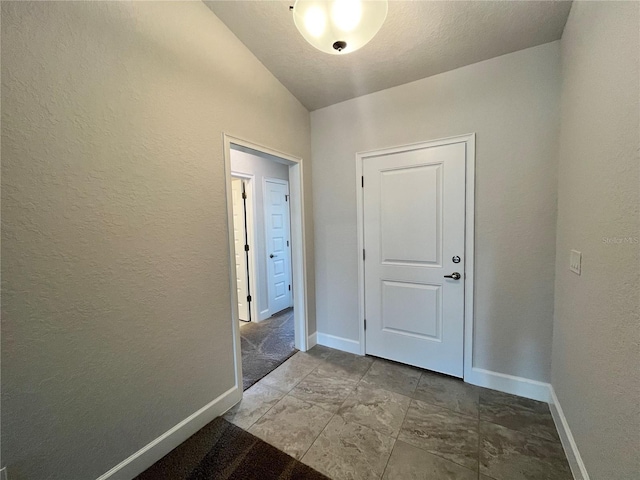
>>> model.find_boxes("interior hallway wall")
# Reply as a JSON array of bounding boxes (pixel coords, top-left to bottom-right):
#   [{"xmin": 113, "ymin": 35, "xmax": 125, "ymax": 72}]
[
  {"xmin": 1, "ymin": 2, "xmax": 313, "ymax": 479},
  {"xmin": 231, "ymin": 147, "xmax": 290, "ymax": 321},
  {"xmin": 311, "ymin": 42, "xmax": 561, "ymax": 382},
  {"xmin": 552, "ymin": 2, "xmax": 640, "ymax": 478}
]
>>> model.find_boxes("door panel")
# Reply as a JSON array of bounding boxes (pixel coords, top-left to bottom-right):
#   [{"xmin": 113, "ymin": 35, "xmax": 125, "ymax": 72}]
[
  {"xmin": 381, "ymin": 281, "xmax": 441, "ymax": 340},
  {"xmin": 364, "ymin": 142, "xmax": 466, "ymax": 377},
  {"xmin": 380, "ymin": 164, "xmax": 441, "ymax": 265},
  {"xmin": 265, "ymin": 180, "xmax": 292, "ymax": 314},
  {"xmin": 231, "ymin": 178, "xmax": 249, "ymax": 321}
]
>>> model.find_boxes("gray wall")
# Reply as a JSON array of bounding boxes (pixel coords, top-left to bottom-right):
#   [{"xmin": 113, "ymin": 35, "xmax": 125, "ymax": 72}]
[
  {"xmin": 231, "ymin": 148, "xmax": 290, "ymax": 321},
  {"xmin": 1, "ymin": 2, "xmax": 312, "ymax": 479},
  {"xmin": 311, "ymin": 42, "xmax": 561, "ymax": 382},
  {"xmin": 552, "ymin": 2, "xmax": 640, "ymax": 479}
]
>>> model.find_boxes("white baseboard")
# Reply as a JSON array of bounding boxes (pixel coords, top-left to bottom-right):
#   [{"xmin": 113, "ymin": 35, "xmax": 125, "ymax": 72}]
[
  {"xmin": 307, "ymin": 332, "xmax": 317, "ymax": 349},
  {"xmin": 96, "ymin": 385, "xmax": 241, "ymax": 480},
  {"xmin": 316, "ymin": 332, "xmax": 361, "ymax": 355},
  {"xmin": 549, "ymin": 386, "xmax": 589, "ymax": 480},
  {"xmin": 464, "ymin": 367, "xmax": 551, "ymax": 402}
]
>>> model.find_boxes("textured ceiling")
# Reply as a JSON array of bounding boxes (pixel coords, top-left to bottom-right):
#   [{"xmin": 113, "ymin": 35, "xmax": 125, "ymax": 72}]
[{"xmin": 205, "ymin": 1, "xmax": 572, "ymax": 111}]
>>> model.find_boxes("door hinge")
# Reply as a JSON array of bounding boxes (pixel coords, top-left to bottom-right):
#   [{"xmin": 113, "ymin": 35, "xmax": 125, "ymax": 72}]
[
  {"xmin": 247, "ymin": 295, "xmax": 252, "ymax": 302},
  {"xmin": 242, "ymin": 192, "xmax": 247, "ymax": 200},
  {"xmin": 244, "ymin": 244, "xmax": 250, "ymax": 252},
  {"xmin": 363, "ymin": 249, "xmax": 366, "ymax": 261},
  {"xmin": 287, "ymin": 240, "xmax": 289, "ymax": 247},
  {"xmin": 285, "ymin": 194, "xmax": 289, "ymax": 202},
  {"xmin": 364, "ymin": 319, "xmax": 367, "ymax": 330},
  {"xmin": 288, "ymin": 284, "xmax": 291, "ymax": 291},
  {"xmin": 361, "ymin": 176, "xmax": 364, "ymax": 188}
]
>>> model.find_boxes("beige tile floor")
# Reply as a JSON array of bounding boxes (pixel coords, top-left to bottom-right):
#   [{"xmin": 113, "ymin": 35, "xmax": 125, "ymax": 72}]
[{"xmin": 224, "ymin": 345, "xmax": 572, "ymax": 480}]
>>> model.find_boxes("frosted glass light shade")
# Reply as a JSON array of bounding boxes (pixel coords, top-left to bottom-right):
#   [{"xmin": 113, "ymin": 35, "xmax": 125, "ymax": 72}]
[{"xmin": 292, "ymin": 0, "xmax": 388, "ymax": 55}]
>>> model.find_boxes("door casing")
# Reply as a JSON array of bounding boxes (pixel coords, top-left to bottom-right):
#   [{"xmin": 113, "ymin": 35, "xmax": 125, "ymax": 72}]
[{"xmin": 356, "ymin": 133, "xmax": 475, "ymax": 381}]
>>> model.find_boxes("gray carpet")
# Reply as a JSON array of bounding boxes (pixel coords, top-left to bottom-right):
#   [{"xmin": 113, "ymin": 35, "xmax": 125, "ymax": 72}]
[
  {"xmin": 240, "ymin": 308, "xmax": 297, "ymax": 390},
  {"xmin": 135, "ymin": 417, "xmax": 329, "ymax": 480}
]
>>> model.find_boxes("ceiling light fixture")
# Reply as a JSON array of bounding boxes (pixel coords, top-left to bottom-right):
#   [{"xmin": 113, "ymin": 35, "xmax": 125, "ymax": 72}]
[{"xmin": 291, "ymin": 0, "xmax": 388, "ymax": 55}]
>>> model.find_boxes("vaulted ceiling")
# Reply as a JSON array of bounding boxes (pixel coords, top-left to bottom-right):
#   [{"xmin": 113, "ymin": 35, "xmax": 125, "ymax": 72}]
[{"xmin": 205, "ymin": 1, "xmax": 572, "ymax": 111}]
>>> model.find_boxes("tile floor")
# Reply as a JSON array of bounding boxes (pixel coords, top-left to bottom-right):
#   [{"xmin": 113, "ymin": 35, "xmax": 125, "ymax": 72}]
[
  {"xmin": 240, "ymin": 308, "xmax": 296, "ymax": 390},
  {"xmin": 224, "ymin": 346, "xmax": 572, "ymax": 480}
]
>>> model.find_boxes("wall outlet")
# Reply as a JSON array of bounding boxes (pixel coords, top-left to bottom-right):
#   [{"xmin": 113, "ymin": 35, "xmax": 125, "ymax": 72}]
[{"xmin": 569, "ymin": 250, "xmax": 581, "ymax": 275}]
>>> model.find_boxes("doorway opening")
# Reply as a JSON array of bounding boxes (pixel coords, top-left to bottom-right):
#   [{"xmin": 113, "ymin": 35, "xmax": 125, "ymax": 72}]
[{"xmin": 224, "ymin": 135, "xmax": 309, "ymax": 392}]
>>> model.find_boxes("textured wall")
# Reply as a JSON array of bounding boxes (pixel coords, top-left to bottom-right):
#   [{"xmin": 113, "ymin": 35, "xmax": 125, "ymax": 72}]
[
  {"xmin": 552, "ymin": 2, "xmax": 640, "ymax": 479},
  {"xmin": 311, "ymin": 42, "xmax": 561, "ymax": 382},
  {"xmin": 1, "ymin": 2, "xmax": 311, "ymax": 479},
  {"xmin": 231, "ymin": 148, "xmax": 290, "ymax": 321}
]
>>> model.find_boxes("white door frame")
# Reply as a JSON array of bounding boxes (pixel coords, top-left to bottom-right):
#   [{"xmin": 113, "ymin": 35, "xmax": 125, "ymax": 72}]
[
  {"xmin": 356, "ymin": 133, "xmax": 476, "ymax": 381},
  {"xmin": 231, "ymin": 173, "xmax": 257, "ymax": 323},
  {"xmin": 263, "ymin": 177, "xmax": 294, "ymax": 313},
  {"xmin": 224, "ymin": 133, "xmax": 310, "ymax": 390}
]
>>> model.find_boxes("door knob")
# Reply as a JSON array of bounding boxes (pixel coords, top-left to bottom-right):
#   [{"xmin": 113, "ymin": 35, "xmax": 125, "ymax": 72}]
[
  {"xmin": 444, "ymin": 272, "xmax": 461, "ymax": 280},
  {"xmin": 270, "ymin": 254, "xmax": 276, "ymax": 258}
]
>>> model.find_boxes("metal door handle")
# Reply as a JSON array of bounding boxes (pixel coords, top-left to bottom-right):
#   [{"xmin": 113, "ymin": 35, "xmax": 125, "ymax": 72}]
[
  {"xmin": 444, "ymin": 272, "xmax": 461, "ymax": 280},
  {"xmin": 270, "ymin": 254, "xmax": 276, "ymax": 258}
]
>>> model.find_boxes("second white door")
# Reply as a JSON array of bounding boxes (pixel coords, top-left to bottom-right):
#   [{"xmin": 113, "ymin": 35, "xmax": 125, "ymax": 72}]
[
  {"xmin": 264, "ymin": 179, "xmax": 292, "ymax": 315},
  {"xmin": 363, "ymin": 141, "xmax": 466, "ymax": 377},
  {"xmin": 231, "ymin": 177, "xmax": 250, "ymax": 321}
]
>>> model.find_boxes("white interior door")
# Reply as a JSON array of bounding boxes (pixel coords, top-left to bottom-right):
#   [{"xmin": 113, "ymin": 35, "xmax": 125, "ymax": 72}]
[
  {"xmin": 265, "ymin": 179, "xmax": 292, "ymax": 315},
  {"xmin": 231, "ymin": 178, "xmax": 250, "ymax": 322},
  {"xmin": 363, "ymin": 142, "xmax": 466, "ymax": 377}
]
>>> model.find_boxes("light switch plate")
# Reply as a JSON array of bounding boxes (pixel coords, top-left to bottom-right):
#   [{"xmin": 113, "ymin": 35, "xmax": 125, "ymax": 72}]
[{"xmin": 570, "ymin": 250, "xmax": 581, "ymax": 275}]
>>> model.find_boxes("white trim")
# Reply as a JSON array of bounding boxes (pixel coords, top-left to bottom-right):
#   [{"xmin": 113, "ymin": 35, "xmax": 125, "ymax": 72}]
[
  {"xmin": 316, "ymin": 333, "xmax": 360, "ymax": 355},
  {"xmin": 96, "ymin": 386, "xmax": 240, "ymax": 480},
  {"xmin": 307, "ymin": 332, "xmax": 317, "ymax": 349},
  {"xmin": 224, "ymin": 134, "xmax": 309, "ymax": 353},
  {"xmin": 464, "ymin": 367, "xmax": 551, "ymax": 402},
  {"xmin": 355, "ymin": 154, "xmax": 366, "ymax": 356},
  {"xmin": 549, "ymin": 386, "xmax": 590, "ymax": 480},
  {"xmin": 286, "ymin": 160, "xmax": 309, "ymax": 352},
  {"xmin": 462, "ymin": 135, "xmax": 475, "ymax": 383},
  {"xmin": 355, "ymin": 133, "xmax": 476, "ymax": 370},
  {"xmin": 231, "ymin": 172, "xmax": 258, "ymax": 324}
]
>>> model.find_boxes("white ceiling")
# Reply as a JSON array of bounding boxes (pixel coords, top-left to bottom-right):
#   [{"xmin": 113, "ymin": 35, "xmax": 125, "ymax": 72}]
[{"xmin": 205, "ymin": 1, "xmax": 572, "ymax": 111}]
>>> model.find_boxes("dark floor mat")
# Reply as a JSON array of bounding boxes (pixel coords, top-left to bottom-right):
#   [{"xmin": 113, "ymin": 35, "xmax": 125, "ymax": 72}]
[
  {"xmin": 240, "ymin": 308, "xmax": 297, "ymax": 390},
  {"xmin": 135, "ymin": 417, "xmax": 329, "ymax": 480}
]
